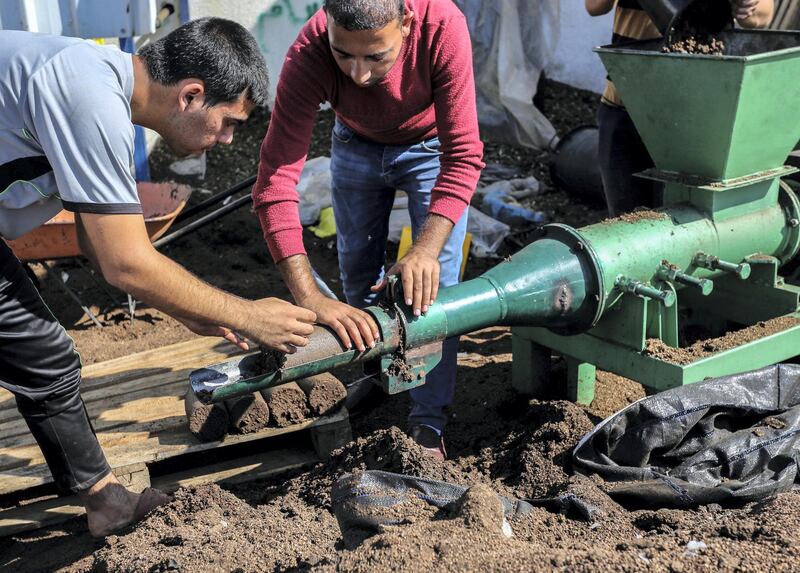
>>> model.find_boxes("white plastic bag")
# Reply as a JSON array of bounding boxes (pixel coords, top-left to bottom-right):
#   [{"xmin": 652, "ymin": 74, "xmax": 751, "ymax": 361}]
[
  {"xmin": 467, "ymin": 206, "xmax": 510, "ymax": 258},
  {"xmin": 169, "ymin": 152, "xmax": 206, "ymax": 178},
  {"xmin": 298, "ymin": 156, "xmax": 332, "ymax": 226}
]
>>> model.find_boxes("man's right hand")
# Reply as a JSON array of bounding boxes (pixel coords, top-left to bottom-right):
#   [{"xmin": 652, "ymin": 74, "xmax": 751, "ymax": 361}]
[
  {"xmin": 237, "ymin": 298, "xmax": 317, "ymax": 354},
  {"xmin": 298, "ymin": 292, "xmax": 379, "ymax": 352}
]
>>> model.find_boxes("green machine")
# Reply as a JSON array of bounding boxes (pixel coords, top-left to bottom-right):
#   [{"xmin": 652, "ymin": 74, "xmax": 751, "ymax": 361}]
[
  {"xmin": 512, "ymin": 29, "xmax": 800, "ymax": 403},
  {"xmin": 191, "ymin": 29, "xmax": 800, "ymax": 406}
]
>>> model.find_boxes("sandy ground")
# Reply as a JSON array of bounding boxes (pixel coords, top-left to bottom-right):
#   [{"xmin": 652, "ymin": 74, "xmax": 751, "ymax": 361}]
[
  {"xmin": 3, "ymin": 329, "xmax": 799, "ymax": 573},
  {"xmin": 3, "ymin": 81, "xmax": 798, "ymax": 572}
]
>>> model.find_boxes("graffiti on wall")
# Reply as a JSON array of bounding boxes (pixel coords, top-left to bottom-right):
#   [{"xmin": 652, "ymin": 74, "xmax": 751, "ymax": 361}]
[{"xmin": 254, "ymin": 0, "xmax": 320, "ymax": 53}]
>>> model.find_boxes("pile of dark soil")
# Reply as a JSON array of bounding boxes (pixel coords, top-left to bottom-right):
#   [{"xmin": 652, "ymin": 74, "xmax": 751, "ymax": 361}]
[
  {"xmin": 90, "ymin": 362, "xmax": 800, "ymax": 573},
  {"xmin": 4, "ymin": 328, "xmax": 800, "ymax": 572}
]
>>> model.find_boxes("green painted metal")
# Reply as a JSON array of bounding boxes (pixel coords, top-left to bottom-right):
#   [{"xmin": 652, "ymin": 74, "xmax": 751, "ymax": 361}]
[
  {"xmin": 657, "ymin": 263, "xmax": 713, "ymax": 296},
  {"xmin": 565, "ymin": 358, "xmax": 597, "ymax": 405},
  {"xmin": 694, "ymin": 252, "xmax": 750, "ymax": 279},
  {"xmin": 192, "ymin": 233, "xmax": 601, "ymax": 403},
  {"xmin": 515, "ymin": 315, "xmax": 800, "ymax": 392},
  {"xmin": 615, "ymin": 275, "xmax": 676, "ymax": 307},
  {"xmin": 580, "ymin": 199, "xmax": 797, "ymax": 312},
  {"xmin": 595, "ymin": 30, "xmax": 800, "ymax": 181},
  {"xmin": 195, "ymin": 179, "xmax": 800, "ymax": 404}
]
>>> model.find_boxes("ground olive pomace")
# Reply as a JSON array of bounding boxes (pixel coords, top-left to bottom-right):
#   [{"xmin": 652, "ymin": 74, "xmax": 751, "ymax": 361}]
[
  {"xmin": 184, "ymin": 388, "xmax": 228, "ymax": 442},
  {"xmin": 663, "ymin": 35, "xmax": 725, "ymax": 55},
  {"xmin": 602, "ymin": 209, "xmax": 670, "ymax": 224},
  {"xmin": 261, "ymin": 382, "xmax": 311, "ymax": 427},
  {"xmin": 644, "ymin": 316, "xmax": 800, "ymax": 365},
  {"xmin": 223, "ymin": 392, "xmax": 270, "ymax": 434},
  {"xmin": 297, "ymin": 374, "xmax": 347, "ymax": 416}
]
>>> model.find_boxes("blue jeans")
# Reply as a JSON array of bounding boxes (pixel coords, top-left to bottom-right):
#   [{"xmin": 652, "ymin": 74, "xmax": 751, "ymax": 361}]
[{"xmin": 330, "ymin": 119, "xmax": 468, "ymax": 432}]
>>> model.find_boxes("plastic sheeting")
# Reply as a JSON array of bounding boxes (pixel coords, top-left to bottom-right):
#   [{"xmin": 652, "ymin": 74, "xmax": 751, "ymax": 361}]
[
  {"xmin": 455, "ymin": 0, "xmax": 559, "ymax": 149},
  {"xmin": 573, "ymin": 364, "xmax": 800, "ymax": 508},
  {"xmin": 332, "ymin": 470, "xmax": 532, "ymax": 535}
]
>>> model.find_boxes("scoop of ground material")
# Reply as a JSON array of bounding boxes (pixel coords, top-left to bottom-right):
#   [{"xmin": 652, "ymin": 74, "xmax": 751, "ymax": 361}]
[
  {"xmin": 223, "ymin": 392, "xmax": 270, "ymax": 434},
  {"xmin": 184, "ymin": 388, "xmax": 228, "ymax": 442},
  {"xmin": 261, "ymin": 382, "xmax": 310, "ymax": 427},
  {"xmin": 297, "ymin": 373, "xmax": 347, "ymax": 416},
  {"xmin": 662, "ymin": 34, "xmax": 725, "ymax": 55},
  {"xmin": 455, "ymin": 483, "xmax": 507, "ymax": 532}
]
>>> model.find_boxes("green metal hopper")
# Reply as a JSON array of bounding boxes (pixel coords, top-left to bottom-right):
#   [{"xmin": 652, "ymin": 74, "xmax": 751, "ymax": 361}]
[{"xmin": 596, "ymin": 30, "xmax": 800, "ymax": 182}]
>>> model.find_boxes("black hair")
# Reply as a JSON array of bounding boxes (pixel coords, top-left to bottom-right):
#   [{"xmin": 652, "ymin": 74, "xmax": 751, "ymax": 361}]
[
  {"xmin": 323, "ymin": 0, "xmax": 405, "ymax": 31},
  {"xmin": 138, "ymin": 17, "xmax": 269, "ymax": 108}
]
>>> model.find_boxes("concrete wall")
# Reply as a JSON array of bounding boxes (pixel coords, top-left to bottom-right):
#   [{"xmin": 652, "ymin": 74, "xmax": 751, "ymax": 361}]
[
  {"xmin": 189, "ymin": 1, "xmax": 614, "ymax": 99},
  {"xmin": 188, "ymin": 0, "xmax": 321, "ymax": 104},
  {"xmin": 547, "ymin": 2, "xmax": 613, "ymax": 94}
]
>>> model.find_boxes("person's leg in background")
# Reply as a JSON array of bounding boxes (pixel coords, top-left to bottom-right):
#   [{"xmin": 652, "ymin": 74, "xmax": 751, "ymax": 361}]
[
  {"xmin": 390, "ymin": 136, "xmax": 468, "ymax": 458},
  {"xmin": 329, "ymin": 119, "xmax": 397, "ymax": 307},
  {"xmin": 596, "ymin": 102, "xmax": 657, "ymax": 217},
  {"xmin": 0, "ymin": 242, "xmax": 167, "ymax": 536}
]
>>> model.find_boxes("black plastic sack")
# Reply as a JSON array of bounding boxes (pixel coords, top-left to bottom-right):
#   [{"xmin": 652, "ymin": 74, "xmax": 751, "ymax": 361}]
[
  {"xmin": 573, "ymin": 364, "xmax": 800, "ymax": 508},
  {"xmin": 331, "ymin": 470, "xmax": 532, "ymax": 535}
]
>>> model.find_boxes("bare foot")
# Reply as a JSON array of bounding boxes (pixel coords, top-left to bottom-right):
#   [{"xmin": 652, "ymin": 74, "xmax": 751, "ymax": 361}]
[{"xmin": 79, "ymin": 472, "xmax": 170, "ymax": 537}]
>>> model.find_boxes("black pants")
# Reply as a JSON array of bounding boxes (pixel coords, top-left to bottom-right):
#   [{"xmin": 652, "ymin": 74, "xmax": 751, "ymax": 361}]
[
  {"xmin": 0, "ymin": 242, "xmax": 110, "ymax": 493},
  {"xmin": 597, "ymin": 102, "xmax": 658, "ymax": 217}
]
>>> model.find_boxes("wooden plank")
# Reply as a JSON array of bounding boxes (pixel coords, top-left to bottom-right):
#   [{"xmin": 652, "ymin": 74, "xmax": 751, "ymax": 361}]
[
  {"xmin": 0, "ymin": 337, "xmax": 246, "ymax": 457},
  {"xmin": 0, "ymin": 337, "xmax": 243, "ymax": 421},
  {"xmin": 0, "ymin": 448, "xmax": 317, "ymax": 538},
  {"xmin": 0, "ymin": 408, "xmax": 349, "ymax": 494},
  {"xmin": 151, "ymin": 448, "xmax": 316, "ymax": 491},
  {"xmin": 0, "ymin": 334, "xmax": 350, "ymax": 498}
]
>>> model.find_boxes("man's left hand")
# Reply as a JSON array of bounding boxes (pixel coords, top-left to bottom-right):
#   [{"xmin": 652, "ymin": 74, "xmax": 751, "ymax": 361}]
[{"xmin": 372, "ymin": 247, "xmax": 440, "ymax": 317}]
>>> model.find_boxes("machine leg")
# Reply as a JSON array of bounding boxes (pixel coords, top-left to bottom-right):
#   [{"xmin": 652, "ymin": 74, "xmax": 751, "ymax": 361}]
[
  {"xmin": 310, "ymin": 417, "xmax": 353, "ymax": 459},
  {"xmin": 511, "ymin": 333, "xmax": 551, "ymax": 397},
  {"xmin": 565, "ymin": 357, "xmax": 596, "ymax": 405}
]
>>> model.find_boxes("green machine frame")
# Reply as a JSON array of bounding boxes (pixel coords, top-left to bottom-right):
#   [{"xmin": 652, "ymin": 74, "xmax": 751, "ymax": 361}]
[{"xmin": 513, "ymin": 30, "xmax": 800, "ymax": 403}]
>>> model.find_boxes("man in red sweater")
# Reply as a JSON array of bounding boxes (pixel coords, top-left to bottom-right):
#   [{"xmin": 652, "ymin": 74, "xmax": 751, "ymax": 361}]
[{"xmin": 253, "ymin": 0, "xmax": 484, "ymax": 458}]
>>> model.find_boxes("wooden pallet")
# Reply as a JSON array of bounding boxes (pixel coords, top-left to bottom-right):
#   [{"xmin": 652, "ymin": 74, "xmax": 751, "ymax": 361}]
[{"xmin": 0, "ymin": 337, "xmax": 352, "ymax": 537}]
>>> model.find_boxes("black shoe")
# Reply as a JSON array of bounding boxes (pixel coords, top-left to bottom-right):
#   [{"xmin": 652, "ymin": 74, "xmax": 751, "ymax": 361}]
[{"xmin": 408, "ymin": 424, "xmax": 447, "ymax": 460}]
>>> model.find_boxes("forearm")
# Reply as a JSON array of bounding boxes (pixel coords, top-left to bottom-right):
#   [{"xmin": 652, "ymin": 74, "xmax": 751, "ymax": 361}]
[
  {"xmin": 413, "ymin": 214, "xmax": 455, "ymax": 257},
  {"xmin": 586, "ymin": 0, "xmax": 616, "ymax": 16},
  {"xmin": 736, "ymin": 0, "xmax": 774, "ymax": 28},
  {"xmin": 107, "ymin": 247, "xmax": 249, "ymax": 330},
  {"xmin": 277, "ymin": 254, "xmax": 322, "ymax": 304}
]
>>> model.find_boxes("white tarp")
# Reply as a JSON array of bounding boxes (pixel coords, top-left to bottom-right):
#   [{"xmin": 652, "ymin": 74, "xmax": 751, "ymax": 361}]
[{"xmin": 456, "ymin": 0, "xmax": 560, "ymax": 149}]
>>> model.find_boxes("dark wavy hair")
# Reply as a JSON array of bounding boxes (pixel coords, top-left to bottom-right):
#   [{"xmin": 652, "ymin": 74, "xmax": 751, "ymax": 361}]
[
  {"xmin": 324, "ymin": 0, "xmax": 405, "ymax": 31},
  {"xmin": 138, "ymin": 17, "xmax": 269, "ymax": 108}
]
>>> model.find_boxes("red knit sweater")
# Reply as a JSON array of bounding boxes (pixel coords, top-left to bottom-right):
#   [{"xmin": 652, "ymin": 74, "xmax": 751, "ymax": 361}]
[{"xmin": 253, "ymin": 0, "xmax": 484, "ymax": 262}]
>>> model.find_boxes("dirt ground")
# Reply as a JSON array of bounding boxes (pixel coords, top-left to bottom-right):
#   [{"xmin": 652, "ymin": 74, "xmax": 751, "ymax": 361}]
[{"xmin": 3, "ymin": 80, "xmax": 799, "ymax": 572}]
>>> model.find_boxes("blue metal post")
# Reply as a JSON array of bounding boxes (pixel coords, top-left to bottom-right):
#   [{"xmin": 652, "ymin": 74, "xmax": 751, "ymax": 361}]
[
  {"xmin": 179, "ymin": 0, "xmax": 191, "ymax": 24},
  {"xmin": 118, "ymin": 36, "xmax": 150, "ymax": 182}
]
